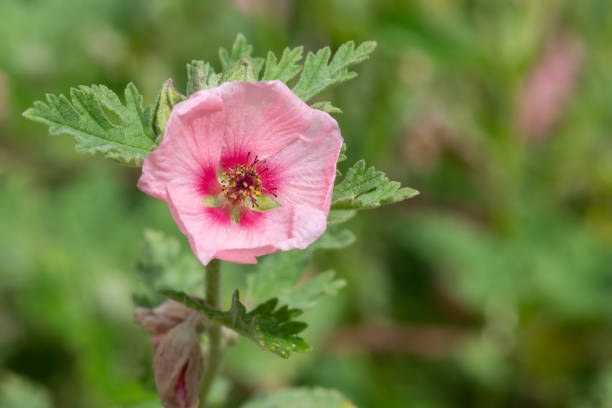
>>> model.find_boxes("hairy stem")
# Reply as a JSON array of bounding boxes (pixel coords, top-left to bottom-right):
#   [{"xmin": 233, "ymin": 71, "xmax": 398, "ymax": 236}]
[{"xmin": 199, "ymin": 259, "xmax": 223, "ymax": 407}]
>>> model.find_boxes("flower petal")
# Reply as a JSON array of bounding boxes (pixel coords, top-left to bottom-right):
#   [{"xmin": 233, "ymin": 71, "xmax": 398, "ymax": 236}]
[
  {"xmin": 216, "ymin": 81, "xmax": 316, "ymax": 159},
  {"xmin": 138, "ymin": 92, "xmax": 225, "ymax": 200},
  {"xmin": 271, "ymin": 110, "xmax": 343, "ymax": 211}
]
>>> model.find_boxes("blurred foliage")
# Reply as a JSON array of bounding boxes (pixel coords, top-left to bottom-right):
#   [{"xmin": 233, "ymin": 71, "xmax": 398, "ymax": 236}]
[{"xmin": 2, "ymin": 0, "xmax": 612, "ymax": 407}]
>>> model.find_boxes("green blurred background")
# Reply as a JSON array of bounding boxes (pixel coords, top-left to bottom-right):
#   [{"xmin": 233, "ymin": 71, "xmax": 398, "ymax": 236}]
[{"xmin": 2, "ymin": 0, "xmax": 612, "ymax": 407}]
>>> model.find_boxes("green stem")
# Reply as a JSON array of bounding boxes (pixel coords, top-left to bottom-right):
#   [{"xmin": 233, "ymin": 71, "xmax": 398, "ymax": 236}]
[{"xmin": 199, "ymin": 259, "xmax": 223, "ymax": 408}]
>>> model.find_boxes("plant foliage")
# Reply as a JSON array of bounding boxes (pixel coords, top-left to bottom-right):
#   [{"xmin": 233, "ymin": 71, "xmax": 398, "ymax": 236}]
[
  {"xmin": 331, "ymin": 160, "xmax": 419, "ymax": 211},
  {"xmin": 23, "ymin": 83, "xmax": 157, "ymax": 165},
  {"xmin": 160, "ymin": 289, "xmax": 310, "ymax": 359}
]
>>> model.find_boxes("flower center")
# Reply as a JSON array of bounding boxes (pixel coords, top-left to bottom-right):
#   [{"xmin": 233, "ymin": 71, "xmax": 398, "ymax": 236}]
[{"xmin": 220, "ymin": 155, "xmax": 263, "ymax": 207}]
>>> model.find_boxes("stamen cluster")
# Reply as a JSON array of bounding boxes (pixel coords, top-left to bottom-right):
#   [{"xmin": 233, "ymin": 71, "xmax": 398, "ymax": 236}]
[{"xmin": 220, "ymin": 154, "xmax": 264, "ymax": 206}]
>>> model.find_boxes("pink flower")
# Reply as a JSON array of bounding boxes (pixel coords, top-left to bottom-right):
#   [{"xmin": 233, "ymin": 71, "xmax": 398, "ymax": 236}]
[
  {"xmin": 138, "ymin": 80, "xmax": 342, "ymax": 265},
  {"xmin": 516, "ymin": 35, "xmax": 583, "ymax": 141}
]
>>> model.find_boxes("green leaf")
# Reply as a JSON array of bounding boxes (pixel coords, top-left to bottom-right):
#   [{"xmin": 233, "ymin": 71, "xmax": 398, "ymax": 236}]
[
  {"xmin": 186, "ymin": 61, "xmax": 220, "ymax": 95},
  {"xmin": 219, "ymin": 33, "xmax": 264, "ymax": 77},
  {"xmin": 337, "ymin": 143, "xmax": 347, "ymax": 164},
  {"xmin": 219, "ymin": 33, "xmax": 253, "ymax": 71},
  {"xmin": 293, "ymin": 40, "xmax": 377, "ymax": 102},
  {"xmin": 312, "ymin": 228, "xmax": 356, "ymax": 250},
  {"xmin": 311, "ymin": 101, "xmax": 342, "ymax": 114},
  {"xmin": 152, "ymin": 79, "xmax": 186, "ymax": 141},
  {"xmin": 278, "ymin": 270, "xmax": 346, "ymax": 310},
  {"xmin": 262, "ymin": 46, "xmax": 304, "ymax": 83},
  {"xmin": 161, "ymin": 290, "xmax": 311, "ymax": 358},
  {"xmin": 335, "ymin": 142, "xmax": 348, "ymax": 176},
  {"xmin": 23, "ymin": 83, "xmax": 156, "ymax": 165},
  {"xmin": 222, "ymin": 58, "xmax": 257, "ymax": 83},
  {"xmin": 331, "ymin": 160, "xmax": 419, "ymax": 211},
  {"xmin": 242, "ymin": 387, "xmax": 355, "ymax": 408},
  {"xmin": 247, "ymin": 249, "xmax": 312, "ymax": 306},
  {"xmin": 247, "ymin": 229, "xmax": 351, "ymax": 308},
  {"xmin": 327, "ymin": 209, "xmax": 357, "ymax": 225},
  {"xmin": 133, "ymin": 229, "xmax": 202, "ymax": 307}
]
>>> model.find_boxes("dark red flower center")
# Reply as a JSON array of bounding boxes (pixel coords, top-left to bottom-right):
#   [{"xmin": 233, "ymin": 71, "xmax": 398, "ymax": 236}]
[{"xmin": 220, "ymin": 153, "xmax": 265, "ymax": 207}]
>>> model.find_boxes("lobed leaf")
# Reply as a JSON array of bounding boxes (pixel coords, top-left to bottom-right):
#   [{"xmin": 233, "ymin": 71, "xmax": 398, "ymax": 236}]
[
  {"xmin": 151, "ymin": 79, "xmax": 186, "ymax": 141},
  {"xmin": 133, "ymin": 229, "xmax": 202, "ymax": 308},
  {"xmin": 219, "ymin": 33, "xmax": 264, "ymax": 77},
  {"xmin": 161, "ymin": 290, "xmax": 310, "ymax": 358},
  {"xmin": 246, "ymin": 229, "xmax": 351, "ymax": 309},
  {"xmin": 331, "ymin": 160, "xmax": 419, "ymax": 211},
  {"xmin": 186, "ymin": 60, "xmax": 220, "ymax": 95},
  {"xmin": 293, "ymin": 40, "xmax": 377, "ymax": 102},
  {"xmin": 337, "ymin": 143, "xmax": 348, "ymax": 164},
  {"xmin": 262, "ymin": 46, "xmax": 304, "ymax": 83},
  {"xmin": 222, "ymin": 58, "xmax": 257, "ymax": 83},
  {"xmin": 327, "ymin": 209, "xmax": 357, "ymax": 225},
  {"xmin": 278, "ymin": 270, "xmax": 346, "ymax": 310},
  {"xmin": 23, "ymin": 83, "xmax": 156, "ymax": 165}
]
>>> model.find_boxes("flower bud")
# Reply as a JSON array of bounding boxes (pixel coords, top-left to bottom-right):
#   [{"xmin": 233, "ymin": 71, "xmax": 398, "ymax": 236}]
[
  {"xmin": 134, "ymin": 300, "xmax": 204, "ymax": 346},
  {"xmin": 153, "ymin": 316, "xmax": 204, "ymax": 408}
]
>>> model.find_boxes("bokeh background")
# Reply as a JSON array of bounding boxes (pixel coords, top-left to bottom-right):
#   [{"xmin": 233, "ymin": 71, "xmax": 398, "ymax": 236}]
[{"xmin": 2, "ymin": 0, "xmax": 612, "ymax": 407}]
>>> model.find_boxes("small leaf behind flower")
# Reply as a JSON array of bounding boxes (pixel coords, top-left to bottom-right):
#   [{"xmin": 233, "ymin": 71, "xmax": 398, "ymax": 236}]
[
  {"xmin": 133, "ymin": 230, "xmax": 202, "ymax": 308},
  {"xmin": 311, "ymin": 101, "xmax": 342, "ymax": 114},
  {"xmin": 186, "ymin": 61, "xmax": 220, "ymax": 95},
  {"xmin": 152, "ymin": 79, "xmax": 186, "ymax": 141},
  {"xmin": 219, "ymin": 33, "xmax": 264, "ymax": 77},
  {"xmin": 327, "ymin": 209, "xmax": 357, "ymax": 225},
  {"xmin": 161, "ymin": 290, "xmax": 310, "ymax": 359}
]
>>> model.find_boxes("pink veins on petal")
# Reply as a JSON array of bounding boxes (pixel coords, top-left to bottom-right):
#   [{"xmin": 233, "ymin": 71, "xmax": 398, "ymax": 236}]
[{"xmin": 138, "ymin": 80, "xmax": 343, "ymax": 265}]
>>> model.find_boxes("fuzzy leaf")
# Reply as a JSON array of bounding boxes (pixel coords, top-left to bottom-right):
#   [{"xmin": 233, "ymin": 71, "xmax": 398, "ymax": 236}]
[
  {"xmin": 331, "ymin": 160, "xmax": 419, "ymax": 211},
  {"xmin": 246, "ymin": 229, "xmax": 351, "ymax": 308},
  {"xmin": 337, "ymin": 143, "xmax": 347, "ymax": 164},
  {"xmin": 335, "ymin": 142, "xmax": 348, "ymax": 176},
  {"xmin": 186, "ymin": 61, "xmax": 220, "ymax": 95},
  {"xmin": 293, "ymin": 41, "xmax": 377, "ymax": 102},
  {"xmin": 247, "ymin": 250, "xmax": 312, "ymax": 306},
  {"xmin": 219, "ymin": 33, "xmax": 253, "ymax": 71},
  {"xmin": 23, "ymin": 83, "xmax": 156, "ymax": 165},
  {"xmin": 262, "ymin": 46, "xmax": 304, "ymax": 82},
  {"xmin": 219, "ymin": 33, "xmax": 264, "ymax": 77},
  {"xmin": 278, "ymin": 270, "xmax": 346, "ymax": 310},
  {"xmin": 161, "ymin": 290, "xmax": 310, "ymax": 358},
  {"xmin": 222, "ymin": 58, "xmax": 257, "ymax": 83},
  {"xmin": 313, "ymin": 228, "xmax": 356, "ymax": 250},
  {"xmin": 242, "ymin": 387, "xmax": 354, "ymax": 408},
  {"xmin": 133, "ymin": 230, "xmax": 202, "ymax": 308},
  {"xmin": 327, "ymin": 209, "xmax": 357, "ymax": 225},
  {"xmin": 152, "ymin": 79, "xmax": 186, "ymax": 141}
]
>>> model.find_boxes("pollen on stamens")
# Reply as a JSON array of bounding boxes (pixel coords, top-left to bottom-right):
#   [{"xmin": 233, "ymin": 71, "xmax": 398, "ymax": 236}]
[{"xmin": 219, "ymin": 156, "xmax": 270, "ymax": 207}]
